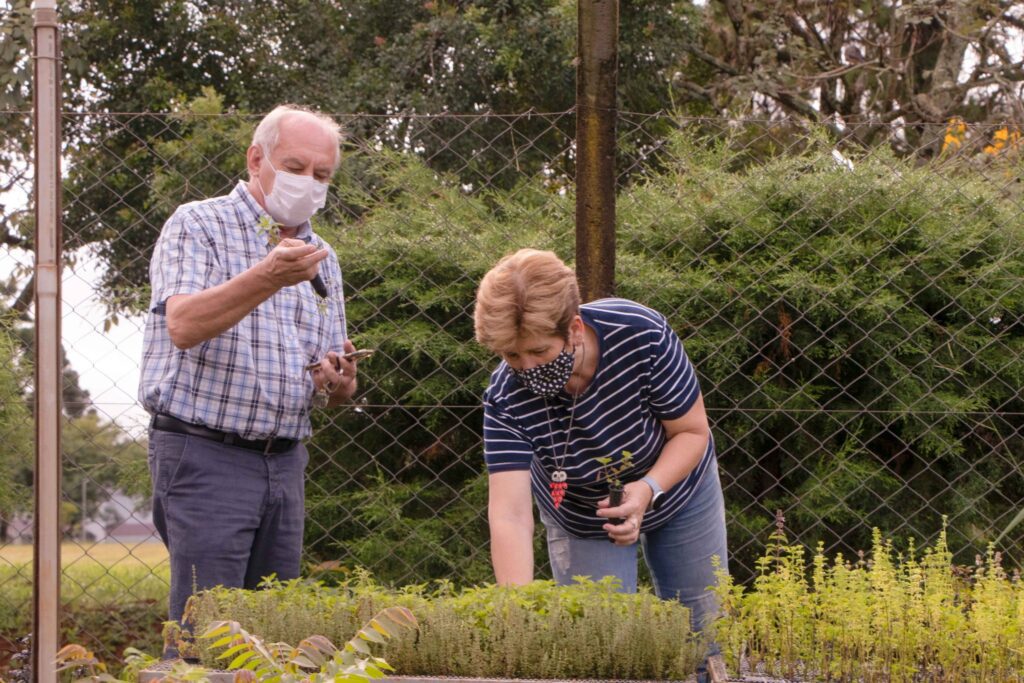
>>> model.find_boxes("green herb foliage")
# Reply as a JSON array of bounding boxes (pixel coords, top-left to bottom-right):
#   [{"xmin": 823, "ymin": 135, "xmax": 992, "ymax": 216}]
[
  {"xmin": 714, "ymin": 521, "xmax": 1024, "ymax": 681},
  {"xmin": 187, "ymin": 574, "xmax": 701, "ymax": 681}
]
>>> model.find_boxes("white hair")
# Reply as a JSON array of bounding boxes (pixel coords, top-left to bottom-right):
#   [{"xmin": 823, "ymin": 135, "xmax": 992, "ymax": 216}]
[{"xmin": 251, "ymin": 105, "xmax": 343, "ymax": 168}]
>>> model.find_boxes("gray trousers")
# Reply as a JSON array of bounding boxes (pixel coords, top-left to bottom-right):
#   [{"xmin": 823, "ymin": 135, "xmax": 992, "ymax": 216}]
[{"xmin": 148, "ymin": 429, "xmax": 308, "ymax": 624}]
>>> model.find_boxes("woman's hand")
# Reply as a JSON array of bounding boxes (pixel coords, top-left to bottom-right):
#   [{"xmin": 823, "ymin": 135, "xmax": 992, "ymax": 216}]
[{"xmin": 597, "ymin": 480, "xmax": 654, "ymax": 546}]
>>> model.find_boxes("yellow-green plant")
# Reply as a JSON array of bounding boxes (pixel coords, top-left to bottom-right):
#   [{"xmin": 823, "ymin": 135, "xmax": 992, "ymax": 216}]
[
  {"xmin": 53, "ymin": 607, "xmax": 416, "ymax": 683},
  {"xmin": 713, "ymin": 521, "xmax": 1024, "ymax": 682},
  {"xmin": 201, "ymin": 605, "xmax": 416, "ymax": 682},
  {"xmin": 594, "ymin": 450, "xmax": 634, "ymax": 489}
]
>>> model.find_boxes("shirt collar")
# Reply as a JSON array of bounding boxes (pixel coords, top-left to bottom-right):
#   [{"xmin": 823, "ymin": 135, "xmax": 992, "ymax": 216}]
[{"xmin": 232, "ymin": 181, "xmax": 313, "ymax": 246}]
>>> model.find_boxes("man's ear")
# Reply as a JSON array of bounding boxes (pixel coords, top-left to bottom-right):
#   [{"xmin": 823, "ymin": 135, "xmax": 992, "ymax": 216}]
[{"xmin": 246, "ymin": 144, "xmax": 262, "ymax": 179}]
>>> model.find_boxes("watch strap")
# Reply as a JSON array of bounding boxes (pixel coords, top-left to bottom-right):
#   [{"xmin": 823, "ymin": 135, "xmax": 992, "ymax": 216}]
[{"xmin": 641, "ymin": 475, "xmax": 664, "ymax": 510}]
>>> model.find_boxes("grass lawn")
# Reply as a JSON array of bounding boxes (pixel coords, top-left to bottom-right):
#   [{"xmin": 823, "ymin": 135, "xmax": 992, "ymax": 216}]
[
  {"xmin": 0, "ymin": 542, "xmax": 170, "ymax": 629},
  {"xmin": 0, "ymin": 541, "xmax": 168, "ymax": 568},
  {"xmin": 0, "ymin": 541, "xmax": 170, "ymax": 673}
]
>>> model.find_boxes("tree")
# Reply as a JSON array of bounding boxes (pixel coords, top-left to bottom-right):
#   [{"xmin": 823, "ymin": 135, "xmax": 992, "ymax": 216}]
[
  {"xmin": 676, "ymin": 0, "xmax": 1024, "ymax": 154},
  {"xmin": 62, "ymin": 411, "xmax": 149, "ymax": 540},
  {"xmin": 2, "ymin": 0, "xmax": 698, "ymax": 311},
  {"xmin": 0, "ymin": 313, "xmax": 32, "ymax": 541}
]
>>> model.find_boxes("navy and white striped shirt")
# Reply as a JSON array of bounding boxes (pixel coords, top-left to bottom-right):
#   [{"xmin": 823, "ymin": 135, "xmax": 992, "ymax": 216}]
[
  {"xmin": 139, "ymin": 182, "xmax": 348, "ymax": 440},
  {"xmin": 483, "ymin": 299, "xmax": 716, "ymax": 538}
]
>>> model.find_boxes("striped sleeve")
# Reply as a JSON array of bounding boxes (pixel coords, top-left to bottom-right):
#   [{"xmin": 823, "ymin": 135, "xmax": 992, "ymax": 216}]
[
  {"xmin": 150, "ymin": 209, "xmax": 222, "ymax": 309},
  {"xmin": 483, "ymin": 390, "xmax": 535, "ymax": 472},
  {"xmin": 648, "ymin": 317, "xmax": 702, "ymax": 420}
]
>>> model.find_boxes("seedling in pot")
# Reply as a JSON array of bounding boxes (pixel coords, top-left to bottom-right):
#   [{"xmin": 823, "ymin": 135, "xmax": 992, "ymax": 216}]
[{"xmin": 594, "ymin": 450, "xmax": 633, "ymax": 525}]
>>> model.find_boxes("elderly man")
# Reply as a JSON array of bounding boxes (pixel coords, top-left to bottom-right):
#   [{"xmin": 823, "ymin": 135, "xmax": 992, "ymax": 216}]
[{"xmin": 140, "ymin": 104, "xmax": 358, "ymax": 627}]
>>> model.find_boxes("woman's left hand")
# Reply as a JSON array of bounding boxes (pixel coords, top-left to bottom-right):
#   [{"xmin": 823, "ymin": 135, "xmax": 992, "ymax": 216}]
[{"xmin": 597, "ymin": 480, "xmax": 654, "ymax": 546}]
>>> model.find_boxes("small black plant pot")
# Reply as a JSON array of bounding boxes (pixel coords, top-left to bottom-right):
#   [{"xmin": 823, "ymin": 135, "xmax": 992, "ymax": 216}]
[{"xmin": 608, "ymin": 484, "xmax": 626, "ymax": 526}]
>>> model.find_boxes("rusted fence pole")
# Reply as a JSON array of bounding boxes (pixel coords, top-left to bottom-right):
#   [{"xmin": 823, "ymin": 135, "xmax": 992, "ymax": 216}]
[
  {"xmin": 575, "ymin": 0, "xmax": 618, "ymax": 301},
  {"xmin": 33, "ymin": 1, "xmax": 63, "ymax": 681}
]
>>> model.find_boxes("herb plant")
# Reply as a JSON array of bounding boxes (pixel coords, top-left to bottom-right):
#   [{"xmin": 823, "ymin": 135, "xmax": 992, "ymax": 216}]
[
  {"xmin": 713, "ymin": 518, "xmax": 1024, "ymax": 681},
  {"xmin": 595, "ymin": 450, "xmax": 634, "ymax": 523},
  {"xmin": 187, "ymin": 573, "xmax": 701, "ymax": 681},
  {"xmin": 594, "ymin": 449, "xmax": 635, "ymax": 490}
]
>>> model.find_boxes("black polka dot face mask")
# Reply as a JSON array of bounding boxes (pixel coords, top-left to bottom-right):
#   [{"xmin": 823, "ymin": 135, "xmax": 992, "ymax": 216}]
[{"xmin": 512, "ymin": 346, "xmax": 575, "ymax": 397}]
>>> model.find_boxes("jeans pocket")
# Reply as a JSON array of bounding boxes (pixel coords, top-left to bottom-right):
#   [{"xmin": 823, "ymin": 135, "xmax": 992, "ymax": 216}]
[{"xmin": 152, "ymin": 431, "xmax": 190, "ymax": 495}]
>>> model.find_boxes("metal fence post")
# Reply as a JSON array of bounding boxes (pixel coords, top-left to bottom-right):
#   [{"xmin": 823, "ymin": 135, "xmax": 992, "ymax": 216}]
[
  {"xmin": 32, "ymin": 1, "xmax": 62, "ymax": 681},
  {"xmin": 575, "ymin": 0, "xmax": 618, "ymax": 301}
]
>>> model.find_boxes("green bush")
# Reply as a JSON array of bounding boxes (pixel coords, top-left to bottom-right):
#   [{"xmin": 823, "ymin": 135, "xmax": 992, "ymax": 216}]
[
  {"xmin": 307, "ymin": 129, "xmax": 1023, "ymax": 585},
  {"xmin": 714, "ymin": 522, "xmax": 1024, "ymax": 681},
  {"xmin": 187, "ymin": 575, "xmax": 701, "ymax": 680},
  {"xmin": 619, "ymin": 132, "xmax": 1023, "ymax": 572}
]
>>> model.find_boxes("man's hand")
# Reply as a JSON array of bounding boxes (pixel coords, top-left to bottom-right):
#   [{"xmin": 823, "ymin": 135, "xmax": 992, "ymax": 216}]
[
  {"xmin": 309, "ymin": 339, "xmax": 359, "ymax": 405},
  {"xmin": 261, "ymin": 238, "xmax": 329, "ymax": 289}
]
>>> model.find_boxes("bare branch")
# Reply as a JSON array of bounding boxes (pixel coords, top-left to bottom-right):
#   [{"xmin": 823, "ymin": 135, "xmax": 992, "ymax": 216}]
[
  {"xmin": 682, "ymin": 42, "xmax": 739, "ymax": 77},
  {"xmin": 671, "ymin": 77, "xmax": 714, "ymax": 104}
]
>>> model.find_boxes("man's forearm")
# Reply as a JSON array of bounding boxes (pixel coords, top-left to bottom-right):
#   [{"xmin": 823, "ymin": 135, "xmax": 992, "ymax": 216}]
[{"xmin": 166, "ymin": 263, "xmax": 278, "ymax": 349}]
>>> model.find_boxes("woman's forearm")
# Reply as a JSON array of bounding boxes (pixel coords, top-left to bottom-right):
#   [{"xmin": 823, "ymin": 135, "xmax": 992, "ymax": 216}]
[
  {"xmin": 646, "ymin": 429, "xmax": 709, "ymax": 491},
  {"xmin": 489, "ymin": 517, "xmax": 535, "ymax": 585}
]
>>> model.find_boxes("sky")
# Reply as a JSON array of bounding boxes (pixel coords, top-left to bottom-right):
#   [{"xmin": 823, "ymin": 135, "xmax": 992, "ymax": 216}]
[
  {"xmin": 61, "ymin": 248, "xmax": 149, "ymax": 437},
  {"xmin": 2, "ymin": 244, "xmax": 149, "ymax": 439}
]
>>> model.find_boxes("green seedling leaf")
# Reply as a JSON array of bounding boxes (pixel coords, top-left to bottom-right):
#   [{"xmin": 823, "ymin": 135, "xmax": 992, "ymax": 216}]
[
  {"xmin": 201, "ymin": 622, "xmax": 233, "ymax": 639},
  {"xmin": 346, "ymin": 638, "xmax": 371, "ymax": 655},
  {"xmin": 228, "ymin": 650, "xmax": 258, "ymax": 669},
  {"xmin": 216, "ymin": 642, "xmax": 251, "ymax": 660},
  {"xmin": 291, "ymin": 654, "xmax": 318, "ymax": 669},
  {"xmin": 358, "ymin": 627, "xmax": 387, "ymax": 644},
  {"xmin": 210, "ymin": 634, "xmax": 239, "ymax": 649}
]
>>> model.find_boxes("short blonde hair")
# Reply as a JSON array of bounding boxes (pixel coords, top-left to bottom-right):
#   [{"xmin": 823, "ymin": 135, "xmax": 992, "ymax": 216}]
[
  {"xmin": 252, "ymin": 104, "xmax": 344, "ymax": 169},
  {"xmin": 474, "ymin": 249, "xmax": 581, "ymax": 353}
]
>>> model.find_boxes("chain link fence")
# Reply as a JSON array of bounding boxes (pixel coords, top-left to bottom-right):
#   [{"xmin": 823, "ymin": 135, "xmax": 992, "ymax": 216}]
[{"xmin": 0, "ymin": 107, "xmax": 1022, "ymax": 668}]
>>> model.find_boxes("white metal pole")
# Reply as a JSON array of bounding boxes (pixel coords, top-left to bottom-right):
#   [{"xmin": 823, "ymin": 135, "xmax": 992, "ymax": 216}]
[{"xmin": 32, "ymin": 1, "xmax": 62, "ymax": 681}]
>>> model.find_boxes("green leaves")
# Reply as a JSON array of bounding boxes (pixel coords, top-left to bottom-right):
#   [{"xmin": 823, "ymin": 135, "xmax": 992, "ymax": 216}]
[
  {"xmin": 713, "ymin": 525, "xmax": 1024, "ymax": 680},
  {"xmin": 200, "ymin": 607, "xmax": 417, "ymax": 683},
  {"xmin": 188, "ymin": 576, "xmax": 700, "ymax": 680}
]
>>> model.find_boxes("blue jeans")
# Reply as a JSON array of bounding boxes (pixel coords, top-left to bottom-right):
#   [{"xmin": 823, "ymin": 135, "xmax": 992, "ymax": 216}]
[
  {"xmin": 540, "ymin": 458, "xmax": 728, "ymax": 637},
  {"xmin": 149, "ymin": 429, "xmax": 308, "ymax": 625}
]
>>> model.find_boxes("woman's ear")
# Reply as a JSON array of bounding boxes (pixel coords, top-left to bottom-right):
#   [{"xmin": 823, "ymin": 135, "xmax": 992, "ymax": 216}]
[{"xmin": 571, "ymin": 315, "xmax": 585, "ymax": 347}]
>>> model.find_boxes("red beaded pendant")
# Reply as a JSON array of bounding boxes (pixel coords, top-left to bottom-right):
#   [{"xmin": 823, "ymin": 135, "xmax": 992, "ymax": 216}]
[{"xmin": 550, "ymin": 469, "xmax": 568, "ymax": 508}]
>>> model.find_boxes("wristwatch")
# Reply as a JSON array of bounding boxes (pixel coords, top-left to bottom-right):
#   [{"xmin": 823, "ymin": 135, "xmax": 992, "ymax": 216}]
[{"xmin": 641, "ymin": 475, "xmax": 665, "ymax": 511}]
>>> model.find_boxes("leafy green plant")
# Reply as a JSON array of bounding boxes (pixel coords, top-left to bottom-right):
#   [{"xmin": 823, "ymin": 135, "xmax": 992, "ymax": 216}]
[
  {"xmin": 713, "ymin": 518, "xmax": 1024, "ymax": 681},
  {"xmin": 594, "ymin": 450, "xmax": 634, "ymax": 524},
  {"xmin": 200, "ymin": 605, "xmax": 416, "ymax": 683},
  {"xmin": 52, "ymin": 607, "xmax": 416, "ymax": 683},
  {"xmin": 55, "ymin": 643, "xmax": 165, "ymax": 682},
  {"xmin": 594, "ymin": 450, "xmax": 635, "ymax": 490},
  {"xmin": 187, "ymin": 574, "xmax": 701, "ymax": 681}
]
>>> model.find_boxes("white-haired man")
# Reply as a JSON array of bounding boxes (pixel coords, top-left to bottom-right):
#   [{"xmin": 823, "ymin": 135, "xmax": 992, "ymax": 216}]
[{"xmin": 140, "ymin": 105, "xmax": 358, "ymax": 633}]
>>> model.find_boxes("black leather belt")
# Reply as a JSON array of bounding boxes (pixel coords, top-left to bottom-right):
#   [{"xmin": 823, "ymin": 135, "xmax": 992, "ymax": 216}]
[{"xmin": 151, "ymin": 414, "xmax": 298, "ymax": 454}]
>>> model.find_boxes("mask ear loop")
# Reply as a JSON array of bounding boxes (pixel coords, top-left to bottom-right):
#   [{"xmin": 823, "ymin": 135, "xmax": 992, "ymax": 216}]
[{"xmin": 255, "ymin": 145, "xmax": 276, "ymax": 202}]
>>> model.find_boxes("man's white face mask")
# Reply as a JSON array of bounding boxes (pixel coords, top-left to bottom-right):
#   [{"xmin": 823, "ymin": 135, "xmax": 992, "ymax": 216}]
[{"xmin": 258, "ymin": 148, "xmax": 329, "ymax": 227}]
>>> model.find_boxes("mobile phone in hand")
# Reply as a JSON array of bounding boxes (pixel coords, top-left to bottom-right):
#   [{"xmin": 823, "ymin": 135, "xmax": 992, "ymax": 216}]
[
  {"xmin": 306, "ymin": 349, "xmax": 375, "ymax": 372},
  {"xmin": 341, "ymin": 349, "xmax": 375, "ymax": 362}
]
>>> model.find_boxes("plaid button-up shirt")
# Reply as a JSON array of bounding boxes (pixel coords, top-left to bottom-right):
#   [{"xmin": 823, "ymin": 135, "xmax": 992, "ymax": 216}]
[{"xmin": 139, "ymin": 181, "xmax": 348, "ymax": 440}]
